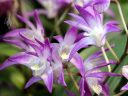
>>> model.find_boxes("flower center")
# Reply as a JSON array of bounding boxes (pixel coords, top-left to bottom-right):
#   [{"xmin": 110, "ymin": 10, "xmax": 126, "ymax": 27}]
[{"xmin": 59, "ymin": 45, "xmax": 71, "ymax": 61}]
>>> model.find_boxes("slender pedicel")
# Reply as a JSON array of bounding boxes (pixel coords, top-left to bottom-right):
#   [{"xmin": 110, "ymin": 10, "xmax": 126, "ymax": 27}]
[{"xmin": 101, "ymin": 46, "xmax": 111, "ymax": 72}]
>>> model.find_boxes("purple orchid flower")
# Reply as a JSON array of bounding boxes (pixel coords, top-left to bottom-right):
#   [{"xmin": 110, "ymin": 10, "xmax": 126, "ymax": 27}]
[
  {"xmin": 53, "ymin": 27, "xmax": 85, "ymax": 75},
  {"xmin": 67, "ymin": 0, "xmax": 110, "ymax": 13},
  {"xmin": 83, "ymin": 0, "xmax": 111, "ymax": 13},
  {"xmin": 65, "ymin": 5, "xmax": 120, "ymax": 48},
  {"xmin": 0, "ymin": 39, "xmax": 54, "ymax": 93},
  {"xmin": 3, "ymin": 10, "xmax": 45, "ymax": 50},
  {"xmin": 54, "ymin": 27, "xmax": 78, "ymax": 61},
  {"xmin": 121, "ymin": 65, "xmax": 128, "ymax": 90},
  {"xmin": 79, "ymin": 50, "xmax": 121, "ymax": 96}
]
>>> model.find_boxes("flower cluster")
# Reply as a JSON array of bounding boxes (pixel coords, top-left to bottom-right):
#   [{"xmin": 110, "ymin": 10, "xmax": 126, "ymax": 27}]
[{"xmin": 1, "ymin": 0, "xmax": 128, "ymax": 96}]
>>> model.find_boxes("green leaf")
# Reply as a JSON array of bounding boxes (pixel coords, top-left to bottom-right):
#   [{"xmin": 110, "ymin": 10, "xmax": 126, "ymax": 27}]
[
  {"xmin": 0, "ymin": 67, "xmax": 25, "ymax": 89},
  {"xmin": 0, "ymin": 43, "xmax": 20, "ymax": 56},
  {"xmin": 107, "ymin": 55, "xmax": 128, "ymax": 95}
]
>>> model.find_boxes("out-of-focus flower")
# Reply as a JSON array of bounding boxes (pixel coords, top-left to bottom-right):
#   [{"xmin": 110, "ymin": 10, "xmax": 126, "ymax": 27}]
[
  {"xmin": 68, "ymin": 0, "xmax": 110, "ymax": 13},
  {"xmin": 84, "ymin": 0, "xmax": 111, "ymax": 13},
  {"xmin": 121, "ymin": 65, "xmax": 128, "ymax": 90},
  {"xmin": 79, "ymin": 51, "xmax": 121, "ymax": 96},
  {"xmin": 65, "ymin": 5, "xmax": 120, "ymax": 48},
  {"xmin": 37, "ymin": 0, "xmax": 68, "ymax": 18},
  {"xmin": 0, "ymin": 0, "xmax": 20, "ymax": 28},
  {"xmin": 0, "ymin": 39, "xmax": 54, "ymax": 92},
  {"xmin": 3, "ymin": 10, "xmax": 45, "ymax": 50},
  {"xmin": 0, "ymin": 0, "xmax": 13, "ymax": 16}
]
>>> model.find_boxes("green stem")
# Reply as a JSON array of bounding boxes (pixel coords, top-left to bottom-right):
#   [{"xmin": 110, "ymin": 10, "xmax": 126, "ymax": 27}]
[
  {"xmin": 106, "ymin": 40, "xmax": 120, "ymax": 62},
  {"xmin": 66, "ymin": 68, "xmax": 79, "ymax": 91},
  {"xmin": 101, "ymin": 46, "xmax": 111, "ymax": 72},
  {"xmin": 114, "ymin": 90, "xmax": 126, "ymax": 96},
  {"xmin": 50, "ymin": 3, "xmax": 72, "ymax": 39},
  {"xmin": 114, "ymin": 0, "xmax": 128, "ymax": 36}
]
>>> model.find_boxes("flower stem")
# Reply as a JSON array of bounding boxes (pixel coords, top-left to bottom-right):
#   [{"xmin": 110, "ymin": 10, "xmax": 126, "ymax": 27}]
[
  {"xmin": 114, "ymin": 90, "xmax": 126, "ymax": 96},
  {"xmin": 66, "ymin": 68, "xmax": 79, "ymax": 91},
  {"xmin": 50, "ymin": 3, "xmax": 72, "ymax": 39},
  {"xmin": 106, "ymin": 40, "xmax": 120, "ymax": 62},
  {"xmin": 114, "ymin": 0, "xmax": 128, "ymax": 36},
  {"xmin": 101, "ymin": 46, "xmax": 111, "ymax": 72}
]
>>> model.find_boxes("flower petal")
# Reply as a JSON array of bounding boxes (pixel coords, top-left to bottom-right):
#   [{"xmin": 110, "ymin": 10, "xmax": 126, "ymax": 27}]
[
  {"xmin": 65, "ymin": 20, "xmax": 91, "ymax": 32},
  {"xmin": 17, "ymin": 15, "xmax": 35, "ymax": 30},
  {"xmin": 34, "ymin": 10, "xmax": 45, "ymax": 34},
  {"xmin": 87, "ymin": 72, "xmax": 121, "ymax": 78},
  {"xmin": 52, "ymin": 49, "xmax": 66, "ymax": 86},
  {"xmin": 99, "ymin": 82, "xmax": 110, "ymax": 96},
  {"xmin": 93, "ymin": 0, "xmax": 110, "ymax": 13},
  {"xmin": 121, "ymin": 83, "xmax": 128, "ymax": 90},
  {"xmin": 64, "ymin": 27, "xmax": 78, "ymax": 45},
  {"xmin": 75, "ymin": 5, "xmax": 96, "ymax": 28},
  {"xmin": 104, "ymin": 21, "xmax": 121, "ymax": 33},
  {"xmin": 41, "ymin": 67, "xmax": 53, "ymax": 93},
  {"xmin": 70, "ymin": 53, "xmax": 85, "ymax": 76},
  {"xmin": 25, "ymin": 76, "xmax": 41, "ymax": 88},
  {"xmin": 69, "ymin": 37, "xmax": 95, "ymax": 60},
  {"xmin": 122, "ymin": 65, "xmax": 128, "ymax": 79},
  {"xmin": 0, "ymin": 52, "xmax": 37, "ymax": 70},
  {"xmin": 54, "ymin": 35, "xmax": 63, "ymax": 43},
  {"xmin": 69, "ymin": 13, "xmax": 87, "ymax": 26},
  {"xmin": 79, "ymin": 78, "xmax": 92, "ymax": 96}
]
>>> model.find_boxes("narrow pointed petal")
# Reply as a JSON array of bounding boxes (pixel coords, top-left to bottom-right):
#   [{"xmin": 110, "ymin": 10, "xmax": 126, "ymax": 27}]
[
  {"xmin": 54, "ymin": 35, "xmax": 63, "ymax": 43},
  {"xmin": 69, "ymin": 13, "xmax": 87, "ymax": 25},
  {"xmin": 86, "ymin": 62, "xmax": 116, "ymax": 74},
  {"xmin": 58, "ymin": 72, "xmax": 66, "ymax": 86},
  {"xmin": 121, "ymin": 83, "xmax": 128, "ymax": 90},
  {"xmin": 25, "ymin": 77, "xmax": 41, "ymax": 88},
  {"xmin": 105, "ymin": 21, "xmax": 121, "ymax": 33},
  {"xmin": 4, "ymin": 28, "xmax": 29, "ymax": 38},
  {"xmin": 41, "ymin": 68, "xmax": 53, "ymax": 93},
  {"xmin": 52, "ymin": 49, "xmax": 66, "ymax": 86},
  {"xmin": 93, "ymin": 0, "xmax": 110, "ymax": 13},
  {"xmin": 69, "ymin": 37, "xmax": 95, "ymax": 60},
  {"xmin": 65, "ymin": 20, "xmax": 91, "ymax": 32},
  {"xmin": 64, "ymin": 27, "xmax": 78, "ymax": 45},
  {"xmin": 17, "ymin": 15, "xmax": 35, "ymax": 30},
  {"xmin": 79, "ymin": 78, "xmax": 92, "ymax": 96},
  {"xmin": 70, "ymin": 53, "xmax": 85, "ymax": 76},
  {"xmin": 75, "ymin": 5, "xmax": 96, "ymax": 27},
  {"xmin": 87, "ymin": 72, "xmax": 121, "ymax": 78},
  {"xmin": 122, "ymin": 65, "xmax": 128, "ymax": 79},
  {"xmin": 0, "ymin": 52, "xmax": 36, "ymax": 70},
  {"xmin": 34, "ymin": 10, "xmax": 45, "ymax": 34},
  {"xmin": 99, "ymin": 82, "xmax": 110, "ymax": 96}
]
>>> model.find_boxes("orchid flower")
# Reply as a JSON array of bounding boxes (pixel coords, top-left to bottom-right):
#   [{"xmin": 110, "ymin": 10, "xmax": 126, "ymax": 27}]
[
  {"xmin": 67, "ymin": 0, "xmax": 110, "ymax": 13},
  {"xmin": 83, "ymin": 0, "xmax": 111, "ymax": 13},
  {"xmin": 54, "ymin": 27, "xmax": 78, "ymax": 61},
  {"xmin": 79, "ymin": 50, "xmax": 121, "ymax": 96},
  {"xmin": 53, "ymin": 27, "xmax": 85, "ymax": 75},
  {"xmin": 0, "ymin": 39, "xmax": 53, "ymax": 92},
  {"xmin": 3, "ymin": 10, "xmax": 45, "ymax": 51},
  {"xmin": 121, "ymin": 65, "xmax": 128, "ymax": 90},
  {"xmin": 65, "ymin": 5, "xmax": 120, "ymax": 48}
]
